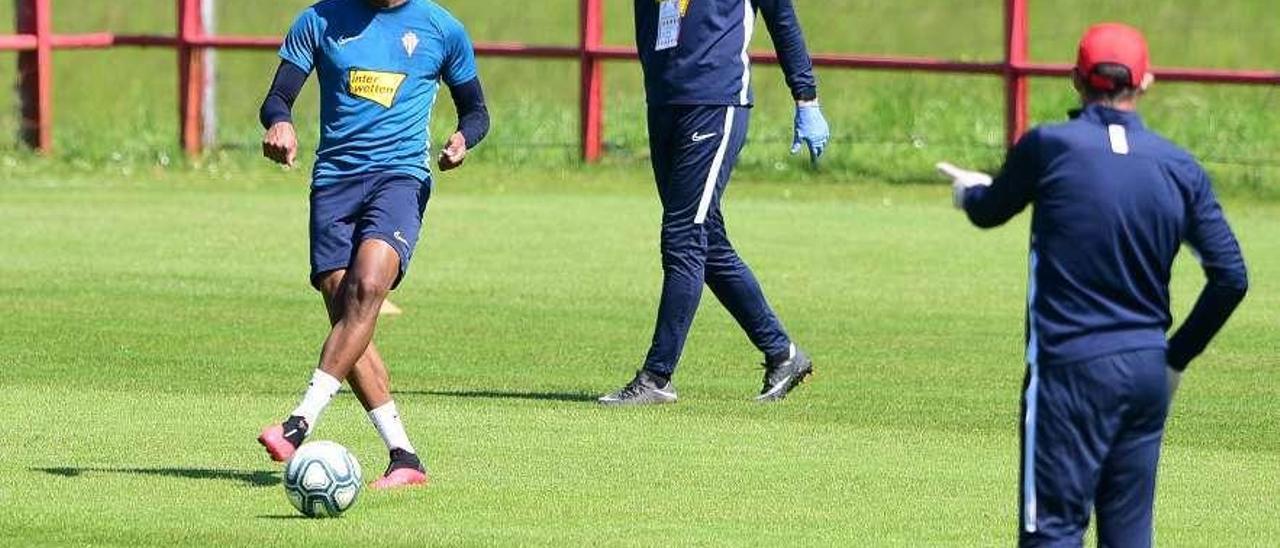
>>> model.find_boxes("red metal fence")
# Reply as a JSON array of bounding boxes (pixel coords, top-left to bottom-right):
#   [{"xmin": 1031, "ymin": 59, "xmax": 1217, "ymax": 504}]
[{"xmin": 3, "ymin": 0, "xmax": 1279, "ymax": 161}]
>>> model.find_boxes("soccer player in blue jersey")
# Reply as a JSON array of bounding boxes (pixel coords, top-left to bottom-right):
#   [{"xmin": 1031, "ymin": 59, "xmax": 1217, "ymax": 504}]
[
  {"xmin": 938, "ymin": 24, "xmax": 1248, "ymax": 546},
  {"xmin": 598, "ymin": 0, "xmax": 831, "ymax": 405},
  {"xmin": 255, "ymin": 0, "xmax": 489, "ymax": 490}
]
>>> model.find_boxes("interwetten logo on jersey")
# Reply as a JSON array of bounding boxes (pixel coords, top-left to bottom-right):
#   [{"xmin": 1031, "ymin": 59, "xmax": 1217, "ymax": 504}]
[{"xmin": 347, "ymin": 69, "xmax": 407, "ymax": 108}]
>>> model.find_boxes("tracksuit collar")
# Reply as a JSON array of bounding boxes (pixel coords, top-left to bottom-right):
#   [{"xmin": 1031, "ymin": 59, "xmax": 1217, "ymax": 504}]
[{"xmin": 1069, "ymin": 103, "xmax": 1145, "ymax": 129}]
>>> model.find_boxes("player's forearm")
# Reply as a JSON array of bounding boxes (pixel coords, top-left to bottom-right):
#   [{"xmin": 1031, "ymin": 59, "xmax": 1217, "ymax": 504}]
[
  {"xmin": 960, "ymin": 132, "xmax": 1042, "ymax": 228},
  {"xmin": 962, "ymin": 186, "xmax": 1020, "ymax": 229},
  {"xmin": 259, "ymin": 61, "xmax": 307, "ymax": 129},
  {"xmin": 450, "ymin": 77, "xmax": 490, "ymax": 147},
  {"xmin": 1167, "ymin": 272, "xmax": 1248, "ymax": 371},
  {"xmin": 756, "ymin": 0, "xmax": 818, "ymax": 101}
]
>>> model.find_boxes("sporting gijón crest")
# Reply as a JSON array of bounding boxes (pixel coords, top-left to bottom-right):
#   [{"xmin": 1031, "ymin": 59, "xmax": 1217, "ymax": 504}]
[{"xmin": 401, "ymin": 31, "xmax": 419, "ymax": 57}]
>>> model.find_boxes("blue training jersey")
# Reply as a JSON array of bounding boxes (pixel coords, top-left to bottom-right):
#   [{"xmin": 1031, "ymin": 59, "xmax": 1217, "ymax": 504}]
[
  {"xmin": 964, "ymin": 103, "xmax": 1247, "ymax": 367},
  {"xmin": 634, "ymin": 0, "xmax": 817, "ymax": 107},
  {"xmin": 280, "ymin": 0, "xmax": 478, "ymax": 186}
]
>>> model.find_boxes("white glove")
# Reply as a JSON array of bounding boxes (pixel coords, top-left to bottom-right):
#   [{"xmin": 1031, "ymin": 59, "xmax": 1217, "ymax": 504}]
[{"xmin": 936, "ymin": 162, "xmax": 993, "ymax": 209}]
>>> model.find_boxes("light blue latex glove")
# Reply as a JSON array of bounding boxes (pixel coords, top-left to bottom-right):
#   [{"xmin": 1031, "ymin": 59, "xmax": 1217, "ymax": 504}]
[{"xmin": 791, "ymin": 102, "xmax": 830, "ymax": 165}]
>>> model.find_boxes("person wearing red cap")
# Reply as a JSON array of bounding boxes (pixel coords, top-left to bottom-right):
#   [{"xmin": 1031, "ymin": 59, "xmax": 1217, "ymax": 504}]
[{"xmin": 938, "ymin": 23, "xmax": 1248, "ymax": 547}]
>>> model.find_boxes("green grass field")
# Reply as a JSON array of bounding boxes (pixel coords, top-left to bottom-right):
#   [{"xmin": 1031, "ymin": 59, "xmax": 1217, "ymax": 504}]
[
  {"xmin": 1, "ymin": 169, "xmax": 1277, "ymax": 545},
  {"xmin": 1, "ymin": 0, "xmax": 1279, "ymax": 546}
]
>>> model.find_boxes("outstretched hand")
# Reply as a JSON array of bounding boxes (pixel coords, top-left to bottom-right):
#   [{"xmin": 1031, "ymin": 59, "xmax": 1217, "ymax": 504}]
[
  {"xmin": 791, "ymin": 102, "xmax": 830, "ymax": 166},
  {"xmin": 438, "ymin": 132, "xmax": 469, "ymax": 172},
  {"xmin": 936, "ymin": 162, "xmax": 993, "ymax": 209}
]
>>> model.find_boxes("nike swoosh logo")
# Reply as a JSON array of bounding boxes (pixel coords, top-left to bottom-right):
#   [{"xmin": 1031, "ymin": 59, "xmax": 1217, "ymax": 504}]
[
  {"xmin": 691, "ymin": 132, "xmax": 717, "ymax": 143},
  {"xmin": 760, "ymin": 375, "xmax": 793, "ymax": 398},
  {"xmin": 598, "ymin": 389, "xmax": 676, "ymax": 401},
  {"xmin": 393, "ymin": 231, "xmax": 409, "ymax": 246},
  {"xmin": 337, "ymin": 34, "xmax": 363, "ymax": 46}
]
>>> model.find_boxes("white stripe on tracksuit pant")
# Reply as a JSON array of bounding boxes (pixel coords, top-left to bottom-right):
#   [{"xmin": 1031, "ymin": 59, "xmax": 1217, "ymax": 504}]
[{"xmin": 641, "ymin": 104, "xmax": 791, "ymax": 376}]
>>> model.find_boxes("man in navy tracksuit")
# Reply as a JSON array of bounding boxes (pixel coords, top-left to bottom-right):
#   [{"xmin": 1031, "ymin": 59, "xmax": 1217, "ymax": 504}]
[
  {"xmin": 939, "ymin": 24, "xmax": 1248, "ymax": 546},
  {"xmin": 599, "ymin": 0, "xmax": 830, "ymax": 405}
]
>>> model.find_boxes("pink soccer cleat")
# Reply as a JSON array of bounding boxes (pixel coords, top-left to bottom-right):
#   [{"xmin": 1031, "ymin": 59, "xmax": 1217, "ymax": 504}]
[
  {"xmin": 371, "ymin": 467, "xmax": 429, "ymax": 490},
  {"xmin": 370, "ymin": 448, "xmax": 429, "ymax": 490},
  {"xmin": 257, "ymin": 416, "xmax": 308, "ymax": 462}
]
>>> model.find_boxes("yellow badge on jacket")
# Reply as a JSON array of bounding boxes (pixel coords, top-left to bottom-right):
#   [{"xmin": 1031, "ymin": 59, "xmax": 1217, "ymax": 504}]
[{"xmin": 347, "ymin": 70, "xmax": 407, "ymax": 108}]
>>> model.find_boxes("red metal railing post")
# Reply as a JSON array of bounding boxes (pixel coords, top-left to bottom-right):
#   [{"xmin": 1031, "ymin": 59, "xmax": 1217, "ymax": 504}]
[
  {"xmin": 1003, "ymin": 0, "xmax": 1029, "ymax": 147},
  {"xmin": 3, "ymin": 2, "xmax": 1278, "ymax": 162},
  {"xmin": 15, "ymin": 0, "xmax": 53, "ymax": 152},
  {"xmin": 178, "ymin": 0, "xmax": 206, "ymax": 156},
  {"xmin": 579, "ymin": 0, "xmax": 604, "ymax": 162}
]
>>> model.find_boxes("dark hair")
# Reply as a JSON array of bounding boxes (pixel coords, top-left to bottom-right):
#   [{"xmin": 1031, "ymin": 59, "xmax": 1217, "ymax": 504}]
[{"xmin": 1083, "ymin": 63, "xmax": 1139, "ymax": 102}]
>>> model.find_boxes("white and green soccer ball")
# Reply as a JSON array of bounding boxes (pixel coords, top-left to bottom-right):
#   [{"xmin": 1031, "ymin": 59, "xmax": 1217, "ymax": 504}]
[{"xmin": 283, "ymin": 441, "xmax": 363, "ymax": 518}]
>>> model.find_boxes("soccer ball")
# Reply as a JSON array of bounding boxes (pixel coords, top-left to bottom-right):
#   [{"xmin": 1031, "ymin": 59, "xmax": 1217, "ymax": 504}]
[{"xmin": 283, "ymin": 441, "xmax": 363, "ymax": 518}]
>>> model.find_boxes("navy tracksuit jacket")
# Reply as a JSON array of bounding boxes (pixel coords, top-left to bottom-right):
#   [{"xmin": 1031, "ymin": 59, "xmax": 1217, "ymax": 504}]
[
  {"xmin": 964, "ymin": 104, "xmax": 1248, "ymax": 547},
  {"xmin": 633, "ymin": 0, "xmax": 816, "ymax": 375}
]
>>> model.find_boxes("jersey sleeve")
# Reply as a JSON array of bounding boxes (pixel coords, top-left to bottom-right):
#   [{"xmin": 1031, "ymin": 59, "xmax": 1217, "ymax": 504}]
[
  {"xmin": 755, "ymin": 0, "xmax": 817, "ymax": 100},
  {"xmin": 259, "ymin": 60, "xmax": 309, "ymax": 128},
  {"xmin": 441, "ymin": 17, "xmax": 479, "ymax": 87},
  {"xmin": 1166, "ymin": 165, "xmax": 1249, "ymax": 370},
  {"xmin": 963, "ymin": 129, "xmax": 1041, "ymax": 228},
  {"xmin": 1183, "ymin": 167, "xmax": 1248, "ymax": 291},
  {"xmin": 279, "ymin": 9, "xmax": 322, "ymax": 74}
]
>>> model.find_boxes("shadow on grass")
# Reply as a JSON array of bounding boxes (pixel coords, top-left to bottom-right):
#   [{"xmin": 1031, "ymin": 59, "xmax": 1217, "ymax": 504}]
[
  {"xmin": 399, "ymin": 389, "xmax": 598, "ymax": 403},
  {"xmin": 34, "ymin": 466, "xmax": 280, "ymax": 487},
  {"xmin": 256, "ymin": 515, "xmax": 312, "ymax": 520}
]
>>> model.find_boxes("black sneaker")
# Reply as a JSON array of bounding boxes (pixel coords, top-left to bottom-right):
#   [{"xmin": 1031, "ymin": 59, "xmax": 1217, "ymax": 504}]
[
  {"xmin": 598, "ymin": 370, "xmax": 678, "ymax": 406},
  {"xmin": 257, "ymin": 415, "xmax": 309, "ymax": 462},
  {"xmin": 387, "ymin": 448, "xmax": 424, "ymax": 474},
  {"xmin": 755, "ymin": 344, "xmax": 813, "ymax": 402},
  {"xmin": 371, "ymin": 448, "xmax": 428, "ymax": 489}
]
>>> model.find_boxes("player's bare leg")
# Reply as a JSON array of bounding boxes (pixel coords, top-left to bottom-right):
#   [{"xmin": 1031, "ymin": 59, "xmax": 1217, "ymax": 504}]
[
  {"xmin": 313, "ymin": 266, "xmax": 428, "ymax": 488},
  {"xmin": 259, "ymin": 240, "xmax": 427, "ymax": 489},
  {"xmin": 348, "ymin": 344, "xmax": 392, "ymax": 410},
  {"xmin": 316, "ymin": 270, "xmax": 393, "ymax": 411},
  {"xmin": 312, "ymin": 239, "xmax": 399, "ymax": 380},
  {"xmin": 259, "ymin": 241, "xmax": 397, "ymax": 460}
]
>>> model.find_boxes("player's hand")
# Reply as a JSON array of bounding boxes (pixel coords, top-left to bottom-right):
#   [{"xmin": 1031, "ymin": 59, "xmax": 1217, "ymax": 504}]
[
  {"xmin": 262, "ymin": 121, "xmax": 298, "ymax": 168},
  {"xmin": 438, "ymin": 132, "xmax": 468, "ymax": 172},
  {"xmin": 936, "ymin": 162, "xmax": 993, "ymax": 209},
  {"xmin": 1167, "ymin": 366, "xmax": 1183, "ymax": 398},
  {"xmin": 791, "ymin": 101, "xmax": 830, "ymax": 166}
]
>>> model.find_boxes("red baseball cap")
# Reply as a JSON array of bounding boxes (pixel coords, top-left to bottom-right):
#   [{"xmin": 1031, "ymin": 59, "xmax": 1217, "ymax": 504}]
[{"xmin": 1077, "ymin": 23, "xmax": 1150, "ymax": 91}]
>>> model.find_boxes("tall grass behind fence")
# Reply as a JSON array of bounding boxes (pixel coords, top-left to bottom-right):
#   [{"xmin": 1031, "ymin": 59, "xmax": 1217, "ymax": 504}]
[{"xmin": 0, "ymin": 1, "xmax": 1276, "ymax": 194}]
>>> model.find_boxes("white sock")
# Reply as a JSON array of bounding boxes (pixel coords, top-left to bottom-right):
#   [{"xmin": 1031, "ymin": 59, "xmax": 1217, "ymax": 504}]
[
  {"xmin": 368, "ymin": 401, "xmax": 416, "ymax": 454},
  {"xmin": 289, "ymin": 369, "xmax": 342, "ymax": 430}
]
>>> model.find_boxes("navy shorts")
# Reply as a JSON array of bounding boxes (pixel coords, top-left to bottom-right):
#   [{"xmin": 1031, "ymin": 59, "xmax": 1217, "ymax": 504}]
[
  {"xmin": 309, "ymin": 172, "xmax": 431, "ymax": 289},
  {"xmin": 1019, "ymin": 349, "xmax": 1171, "ymax": 547}
]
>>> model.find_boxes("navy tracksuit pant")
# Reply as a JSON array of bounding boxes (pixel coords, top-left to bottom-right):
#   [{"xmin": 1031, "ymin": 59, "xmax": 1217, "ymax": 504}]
[
  {"xmin": 1020, "ymin": 349, "xmax": 1171, "ymax": 547},
  {"xmin": 642, "ymin": 105, "xmax": 791, "ymax": 375}
]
